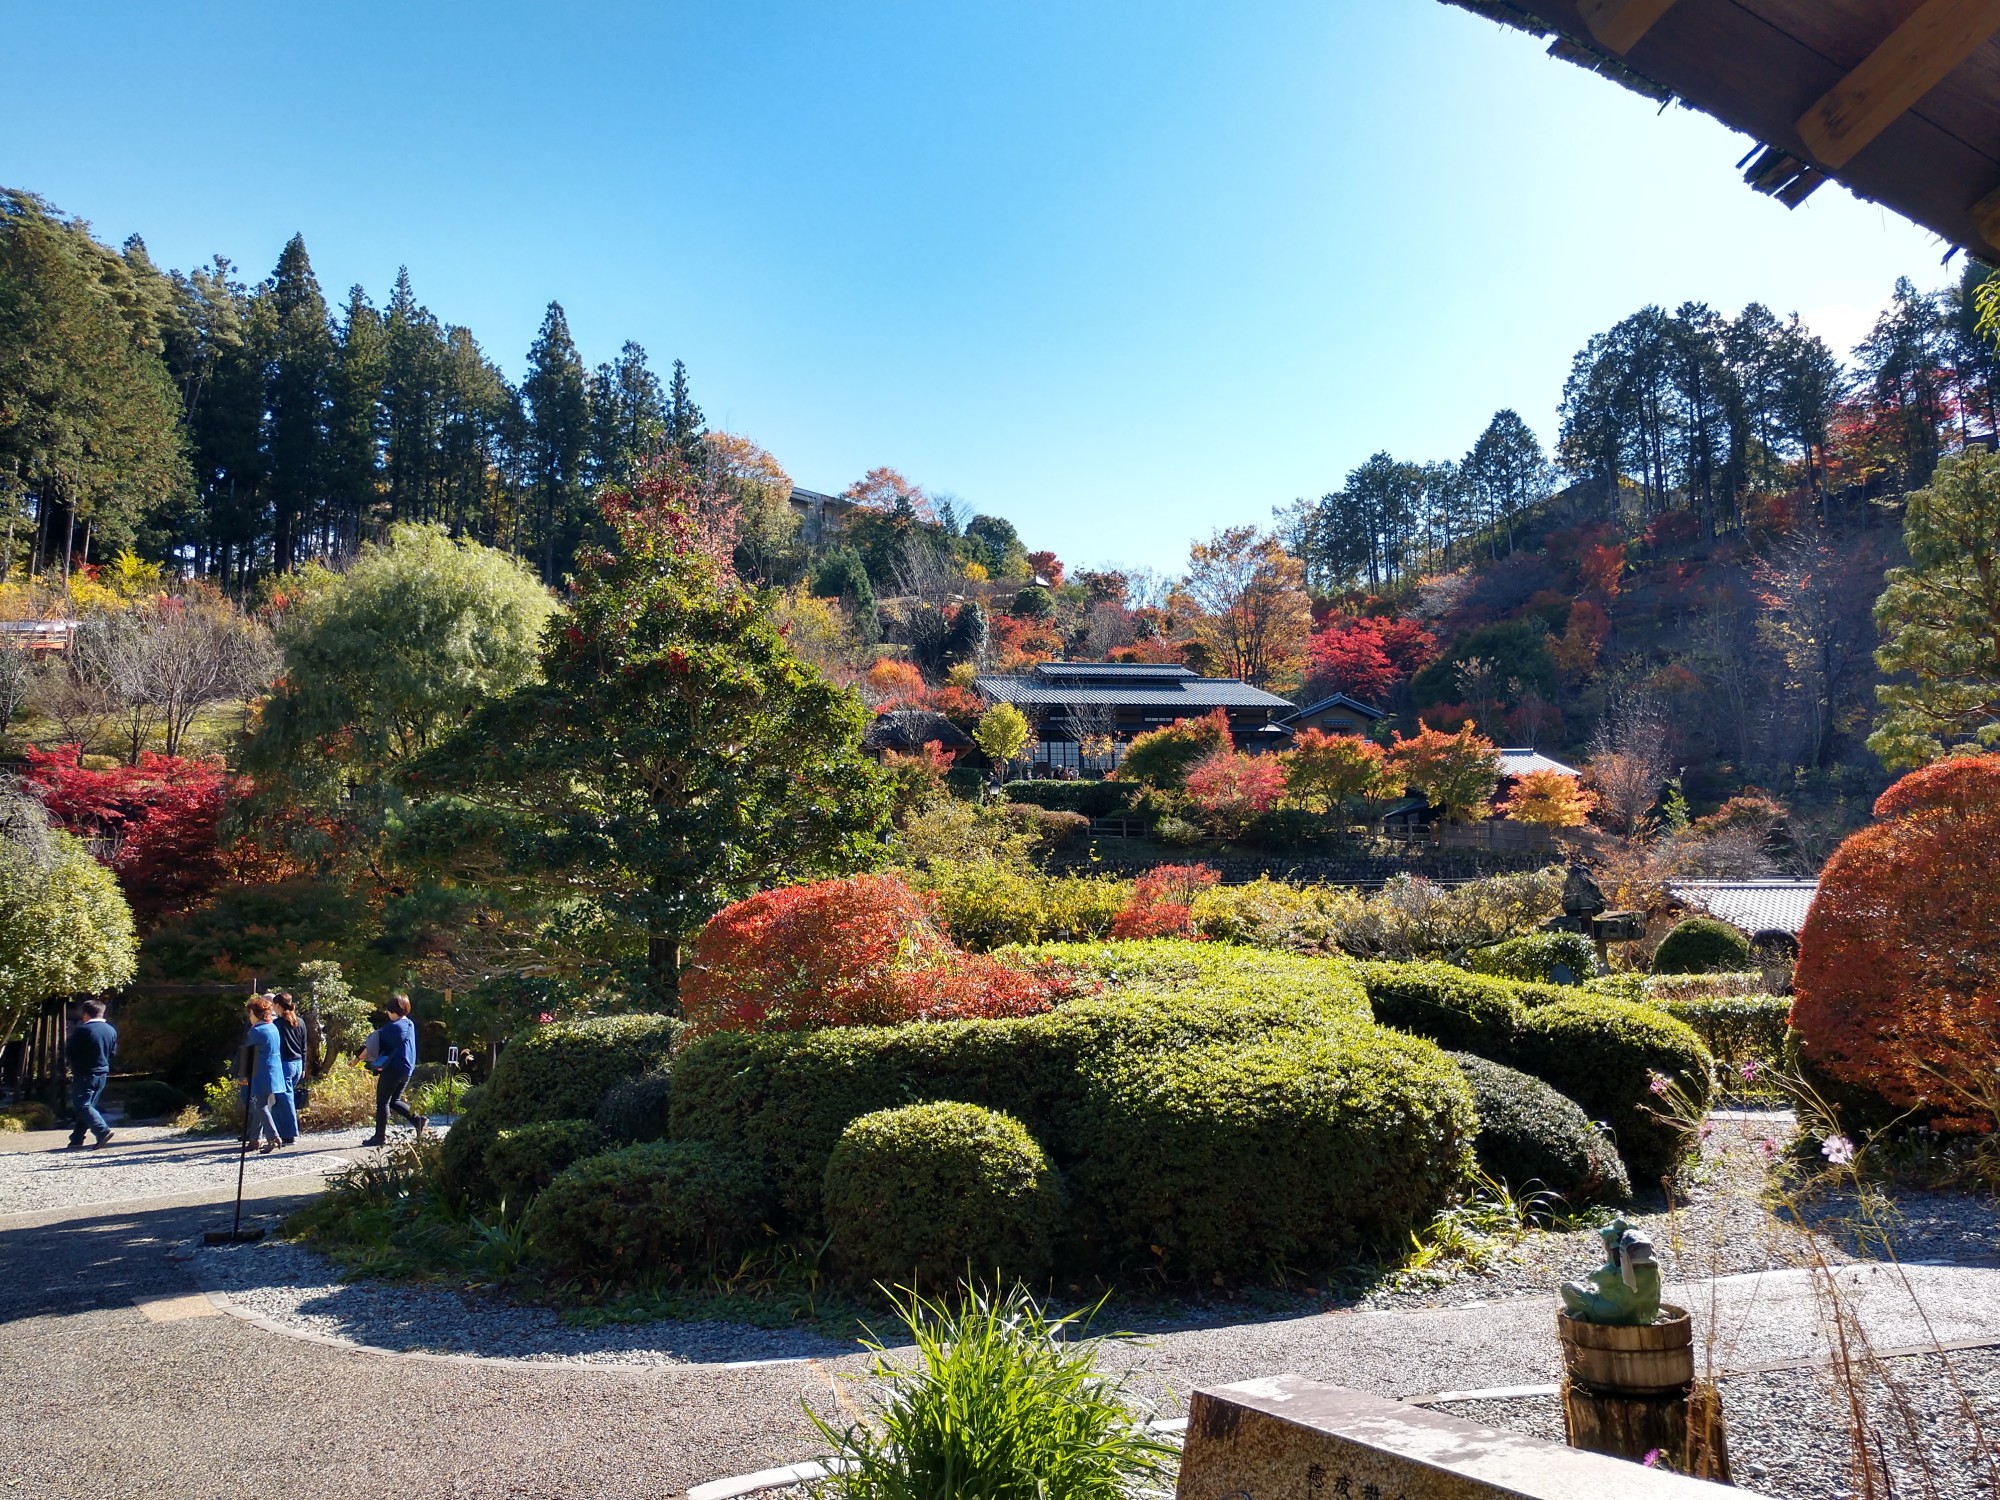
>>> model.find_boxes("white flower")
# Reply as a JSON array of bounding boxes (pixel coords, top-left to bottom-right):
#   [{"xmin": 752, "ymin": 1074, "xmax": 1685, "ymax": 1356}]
[{"xmin": 1820, "ymin": 1133, "xmax": 1856, "ymax": 1166}]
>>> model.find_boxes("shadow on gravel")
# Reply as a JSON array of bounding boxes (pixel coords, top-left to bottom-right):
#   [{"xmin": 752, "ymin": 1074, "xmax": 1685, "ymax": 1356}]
[{"xmin": 1781, "ymin": 1188, "xmax": 2000, "ymax": 1270}]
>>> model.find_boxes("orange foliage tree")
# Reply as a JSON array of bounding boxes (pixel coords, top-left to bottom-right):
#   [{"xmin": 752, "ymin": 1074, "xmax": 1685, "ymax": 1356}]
[
  {"xmin": 680, "ymin": 874, "xmax": 1053, "ymax": 1035},
  {"xmin": 1498, "ymin": 769, "xmax": 1596, "ymax": 828},
  {"xmin": 1282, "ymin": 729, "xmax": 1390, "ymax": 823},
  {"xmin": 1791, "ymin": 757, "xmax": 2000, "ymax": 1131},
  {"xmin": 1387, "ymin": 721, "xmax": 1500, "ymax": 822}
]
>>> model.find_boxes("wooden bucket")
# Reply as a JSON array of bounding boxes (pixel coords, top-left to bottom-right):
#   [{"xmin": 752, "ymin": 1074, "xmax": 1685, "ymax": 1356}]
[{"xmin": 1556, "ymin": 1305, "xmax": 1694, "ymax": 1397}]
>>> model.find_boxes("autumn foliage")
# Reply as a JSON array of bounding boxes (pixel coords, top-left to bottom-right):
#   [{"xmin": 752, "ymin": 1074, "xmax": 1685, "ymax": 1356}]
[
  {"xmin": 680, "ymin": 874, "xmax": 1055, "ymax": 1035},
  {"xmin": 1302, "ymin": 615, "xmax": 1437, "ymax": 704},
  {"xmin": 23, "ymin": 745, "xmax": 241, "ymax": 920},
  {"xmin": 1791, "ymin": 756, "xmax": 2000, "ymax": 1131},
  {"xmin": 1284, "ymin": 729, "xmax": 1390, "ymax": 819},
  {"xmin": 1498, "ymin": 769, "xmax": 1596, "ymax": 827},
  {"xmin": 1183, "ymin": 748, "xmax": 1286, "ymax": 836},
  {"xmin": 1386, "ymin": 721, "xmax": 1501, "ymax": 822},
  {"xmin": 1109, "ymin": 863, "xmax": 1220, "ymax": 940}
]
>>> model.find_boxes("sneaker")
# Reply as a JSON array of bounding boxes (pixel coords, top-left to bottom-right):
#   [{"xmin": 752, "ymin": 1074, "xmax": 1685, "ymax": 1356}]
[
  {"xmin": 93, "ymin": 1131, "xmax": 115, "ymax": 1149},
  {"xmin": 359, "ymin": 1135, "xmax": 386, "ymax": 1148},
  {"xmin": 63, "ymin": 1140, "xmax": 86, "ymax": 1152},
  {"xmin": 257, "ymin": 1141, "xmax": 278, "ymax": 1154}
]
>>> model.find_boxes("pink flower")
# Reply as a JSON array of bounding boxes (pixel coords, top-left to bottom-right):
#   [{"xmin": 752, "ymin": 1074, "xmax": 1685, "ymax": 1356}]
[
  {"xmin": 1647, "ymin": 1072, "xmax": 1670, "ymax": 1097},
  {"xmin": 1821, "ymin": 1133, "xmax": 1856, "ymax": 1166},
  {"xmin": 1642, "ymin": 1449, "xmax": 1662, "ymax": 1469},
  {"xmin": 537, "ymin": 1011, "xmax": 554, "ymax": 1024},
  {"xmin": 1739, "ymin": 1060, "xmax": 1761, "ymax": 1082},
  {"xmin": 1755, "ymin": 1137, "xmax": 1780, "ymax": 1159}
]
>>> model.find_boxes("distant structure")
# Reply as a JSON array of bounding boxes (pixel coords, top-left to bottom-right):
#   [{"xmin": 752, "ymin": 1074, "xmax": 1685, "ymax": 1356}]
[
  {"xmin": 787, "ymin": 487, "xmax": 854, "ymax": 547},
  {"xmin": 1283, "ymin": 692, "xmax": 1387, "ymax": 737},
  {"xmin": 1666, "ymin": 879, "xmax": 1819, "ymax": 945}
]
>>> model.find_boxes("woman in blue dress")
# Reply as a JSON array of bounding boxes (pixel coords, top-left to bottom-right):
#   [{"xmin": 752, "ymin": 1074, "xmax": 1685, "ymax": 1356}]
[{"xmin": 239, "ymin": 996, "xmax": 289, "ymax": 1154}]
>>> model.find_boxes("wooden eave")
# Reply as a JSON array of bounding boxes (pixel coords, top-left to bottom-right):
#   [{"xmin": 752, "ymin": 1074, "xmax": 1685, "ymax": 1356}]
[{"xmin": 1444, "ymin": 0, "xmax": 2000, "ymax": 257}]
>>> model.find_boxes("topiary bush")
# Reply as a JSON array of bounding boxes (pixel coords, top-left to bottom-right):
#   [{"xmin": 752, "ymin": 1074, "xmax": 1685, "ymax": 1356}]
[
  {"xmin": 921, "ymin": 863, "xmax": 1127, "ymax": 950},
  {"xmin": 477, "ymin": 1014, "xmax": 682, "ymax": 1129},
  {"xmin": 1658, "ymin": 995, "xmax": 1790, "ymax": 1078},
  {"xmin": 1358, "ymin": 961, "xmax": 1525, "ymax": 1057},
  {"xmin": 1508, "ymin": 999, "xmax": 1712, "ymax": 1189},
  {"xmin": 998, "ymin": 780, "xmax": 1136, "ymax": 817},
  {"xmin": 1651, "ymin": 917, "xmax": 1752, "ymax": 976},
  {"xmin": 671, "ymin": 945, "xmax": 1463, "ymax": 1276},
  {"xmin": 525, "ymin": 1140, "xmax": 770, "ymax": 1283},
  {"xmin": 822, "ymin": 1103, "xmax": 1066, "ymax": 1292},
  {"xmin": 1464, "ymin": 931, "xmax": 1597, "ymax": 984},
  {"xmin": 439, "ymin": 1107, "xmax": 502, "ymax": 1202},
  {"xmin": 594, "ymin": 1070, "xmax": 672, "ymax": 1144},
  {"xmin": 1448, "ymin": 1052, "xmax": 1628, "ymax": 1206},
  {"xmin": 484, "ymin": 1119, "xmax": 606, "ymax": 1208}
]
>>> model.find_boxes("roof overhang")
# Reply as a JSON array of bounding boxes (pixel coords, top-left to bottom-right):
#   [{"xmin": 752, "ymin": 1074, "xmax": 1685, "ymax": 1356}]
[{"xmin": 1444, "ymin": 0, "xmax": 2000, "ymax": 257}]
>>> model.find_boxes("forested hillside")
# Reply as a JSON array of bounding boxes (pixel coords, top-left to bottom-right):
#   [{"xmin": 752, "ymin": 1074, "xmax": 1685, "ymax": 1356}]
[{"xmin": 4, "ymin": 180, "xmax": 1996, "ymax": 860}]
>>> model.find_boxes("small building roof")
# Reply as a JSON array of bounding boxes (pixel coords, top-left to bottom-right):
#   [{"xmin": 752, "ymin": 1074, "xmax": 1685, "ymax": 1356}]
[
  {"xmin": 973, "ymin": 660, "xmax": 1296, "ymax": 714},
  {"xmin": 1285, "ymin": 692, "xmax": 1388, "ymax": 723},
  {"xmin": 1667, "ymin": 880, "xmax": 1819, "ymax": 938},
  {"xmin": 1497, "ymin": 748, "xmax": 1580, "ymax": 779},
  {"xmin": 860, "ymin": 710, "xmax": 974, "ymax": 753}
]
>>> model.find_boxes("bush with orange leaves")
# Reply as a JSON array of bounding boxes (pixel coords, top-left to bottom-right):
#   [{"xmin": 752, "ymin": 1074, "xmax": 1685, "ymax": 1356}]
[
  {"xmin": 1791, "ymin": 756, "xmax": 2000, "ymax": 1132},
  {"xmin": 1110, "ymin": 863, "xmax": 1220, "ymax": 940},
  {"xmin": 1498, "ymin": 769, "xmax": 1596, "ymax": 828},
  {"xmin": 681, "ymin": 874, "xmax": 1054, "ymax": 1035}
]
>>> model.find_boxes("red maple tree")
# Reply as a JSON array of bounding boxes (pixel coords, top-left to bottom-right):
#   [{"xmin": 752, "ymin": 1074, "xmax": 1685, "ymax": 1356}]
[{"xmin": 1791, "ymin": 756, "xmax": 2000, "ymax": 1132}]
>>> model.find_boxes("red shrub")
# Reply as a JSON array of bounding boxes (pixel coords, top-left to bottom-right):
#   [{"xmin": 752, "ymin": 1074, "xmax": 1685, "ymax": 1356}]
[
  {"xmin": 1110, "ymin": 863, "xmax": 1219, "ymax": 940},
  {"xmin": 1791, "ymin": 757, "xmax": 2000, "ymax": 1131},
  {"xmin": 1184, "ymin": 748, "xmax": 1286, "ymax": 836},
  {"xmin": 681, "ymin": 875, "xmax": 1054, "ymax": 1035}
]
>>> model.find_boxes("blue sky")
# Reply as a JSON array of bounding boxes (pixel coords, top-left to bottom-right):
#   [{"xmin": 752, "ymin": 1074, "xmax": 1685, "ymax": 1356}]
[{"xmin": 6, "ymin": 1, "xmax": 1945, "ymax": 572}]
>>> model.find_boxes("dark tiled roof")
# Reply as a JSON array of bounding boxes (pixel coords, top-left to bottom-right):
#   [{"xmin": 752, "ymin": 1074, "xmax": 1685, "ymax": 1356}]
[
  {"xmin": 974, "ymin": 670, "xmax": 1295, "ymax": 713},
  {"xmin": 861, "ymin": 710, "xmax": 974, "ymax": 752},
  {"xmin": 1286, "ymin": 692, "xmax": 1387, "ymax": 722},
  {"xmin": 1667, "ymin": 881, "xmax": 1819, "ymax": 937}
]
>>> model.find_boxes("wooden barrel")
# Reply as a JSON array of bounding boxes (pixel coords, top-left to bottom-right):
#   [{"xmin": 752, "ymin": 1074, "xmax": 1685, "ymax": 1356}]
[{"xmin": 1556, "ymin": 1305, "xmax": 1694, "ymax": 1397}]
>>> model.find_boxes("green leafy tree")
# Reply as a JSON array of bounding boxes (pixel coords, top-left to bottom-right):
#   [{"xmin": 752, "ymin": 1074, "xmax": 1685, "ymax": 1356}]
[
  {"xmin": 972, "ymin": 702, "xmax": 1029, "ymax": 780},
  {"xmin": 402, "ymin": 463, "xmax": 889, "ymax": 1004},
  {"xmin": 242, "ymin": 523, "xmax": 553, "ymax": 855},
  {"xmin": 1871, "ymin": 445, "xmax": 2000, "ymax": 767},
  {"xmin": 0, "ymin": 790, "xmax": 137, "ymax": 1048},
  {"xmin": 1388, "ymin": 721, "xmax": 1501, "ymax": 823}
]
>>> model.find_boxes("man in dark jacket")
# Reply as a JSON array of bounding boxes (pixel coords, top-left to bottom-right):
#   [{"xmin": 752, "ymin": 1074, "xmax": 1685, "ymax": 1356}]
[{"xmin": 65, "ymin": 1000, "xmax": 117, "ymax": 1150}]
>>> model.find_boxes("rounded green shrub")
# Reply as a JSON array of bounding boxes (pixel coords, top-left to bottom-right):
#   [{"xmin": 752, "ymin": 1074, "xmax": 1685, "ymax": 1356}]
[
  {"xmin": 822, "ymin": 1102, "xmax": 1066, "ymax": 1292},
  {"xmin": 1509, "ymin": 999, "xmax": 1712, "ymax": 1189},
  {"xmin": 594, "ymin": 1070, "xmax": 672, "ymax": 1144},
  {"xmin": 478, "ymin": 1014, "xmax": 682, "ymax": 1128},
  {"xmin": 484, "ymin": 1119, "xmax": 606, "ymax": 1207},
  {"xmin": 1651, "ymin": 918, "xmax": 1752, "ymax": 976},
  {"xmin": 1658, "ymin": 995, "xmax": 1790, "ymax": 1077},
  {"xmin": 1067, "ymin": 1027, "xmax": 1475, "ymax": 1276},
  {"xmin": 525, "ymin": 1141, "xmax": 769, "ymax": 1282},
  {"xmin": 1464, "ymin": 931, "xmax": 1597, "ymax": 984},
  {"xmin": 438, "ymin": 1107, "xmax": 502, "ymax": 1201},
  {"xmin": 1448, "ymin": 1052, "xmax": 1628, "ymax": 1206},
  {"xmin": 1359, "ymin": 961, "xmax": 1525, "ymax": 1056}
]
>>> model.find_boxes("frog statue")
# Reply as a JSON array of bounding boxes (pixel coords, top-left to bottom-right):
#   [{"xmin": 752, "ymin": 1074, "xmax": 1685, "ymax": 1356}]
[{"xmin": 1559, "ymin": 1216, "xmax": 1663, "ymax": 1326}]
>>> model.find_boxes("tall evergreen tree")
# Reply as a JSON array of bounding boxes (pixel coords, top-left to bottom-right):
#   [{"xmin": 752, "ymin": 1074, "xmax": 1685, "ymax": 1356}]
[
  {"xmin": 259, "ymin": 234, "xmax": 333, "ymax": 572},
  {"xmin": 587, "ymin": 340, "xmax": 666, "ymax": 489},
  {"xmin": 521, "ymin": 301, "xmax": 589, "ymax": 580},
  {"xmin": 666, "ymin": 357, "xmax": 705, "ymax": 468},
  {"xmin": 325, "ymin": 285, "xmax": 386, "ymax": 554},
  {"xmin": 383, "ymin": 268, "xmax": 445, "ymax": 527}
]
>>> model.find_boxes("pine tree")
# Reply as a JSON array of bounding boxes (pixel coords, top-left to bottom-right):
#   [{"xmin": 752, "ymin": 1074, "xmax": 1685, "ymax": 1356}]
[
  {"xmin": 260, "ymin": 234, "xmax": 333, "ymax": 572},
  {"xmin": 383, "ymin": 268, "xmax": 445, "ymax": 526},
  {"xmin": 666, "ymin": 357, "xmax": 705, "ymax": 468},
  {"xmin": 325, "ymin": 286, "xmax": 386, "ymax": 553},
  {"xmin": 521, "ymin": 301, "xmax": 589, "ymax": 580}
]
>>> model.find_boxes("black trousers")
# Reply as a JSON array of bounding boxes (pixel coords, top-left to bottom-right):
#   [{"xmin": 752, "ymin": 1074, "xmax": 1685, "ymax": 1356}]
[{"xmin": 374, "ymin": 1068, "xmax": 421, "ymax": 1136}]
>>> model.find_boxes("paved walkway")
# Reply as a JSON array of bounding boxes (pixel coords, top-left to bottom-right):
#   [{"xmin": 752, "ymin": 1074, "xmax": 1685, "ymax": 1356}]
[{"xmin": 4, "ymin": 1128, "xmax": 1998, "ymax": 1499}]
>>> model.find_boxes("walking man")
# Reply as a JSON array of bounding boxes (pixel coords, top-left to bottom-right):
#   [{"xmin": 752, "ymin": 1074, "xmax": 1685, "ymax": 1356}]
[
  {"xmin": 361, "ymin": 994, "xmax": 423, "ymax": 1148},
  {"xmin": 65, "ymin": 999, "xmax": 117, "ymax": 1150}
]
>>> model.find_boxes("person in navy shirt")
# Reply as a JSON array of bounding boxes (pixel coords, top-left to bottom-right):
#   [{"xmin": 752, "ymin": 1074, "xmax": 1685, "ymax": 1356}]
[
  {"xmin": 65, "ymin": 999, "xmax": 117, "ymax": 1149},
  {"xmin": 361, "ymin": 993, "xmax": 424, "ymax": 1147}
]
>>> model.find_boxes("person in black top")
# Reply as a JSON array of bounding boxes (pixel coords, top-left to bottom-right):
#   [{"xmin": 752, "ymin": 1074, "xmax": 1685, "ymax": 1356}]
[
  {"xmin": 65, "ymin": 999, "xmax": 117, "ymax": 1150},
  {"xmin": 270, "ymin": 993, "xmax": 307, "ymax": 1145}
]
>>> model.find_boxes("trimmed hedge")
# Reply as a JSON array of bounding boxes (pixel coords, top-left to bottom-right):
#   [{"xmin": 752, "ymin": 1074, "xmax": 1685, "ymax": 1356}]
[
  {"xmin": 478, "ymin": 1015, "xmax": 683, "ymax": 1129},
  {"xmin": 823, "ymin": 1103, "xmax": 1065, "ymax": 1291},
  {"xmin": 1652, "ymin": 918, "xmax": 1752, "ymax": 975},
  {"xmin": 595, "ymin": 1071, "xmax": 673, "ymax": 1144},
  {"xmin": 525, "ymin": 1141, "xmax": 770, "ymax": 1282},
  {"xmin": 439, "ymin": 1108, "xmax": 502, "ymax": 1201},
  {"xmin": 1464, "ymin": 931, "xmax": 1596, "ymax": 984},
  {"xmin": 1658, "ymin": 995, "xmax": 1789, "ymax": 1075},
  {"xmin": 1007, "ymin": 939, "xmax": 1372, "ymax": 1021},
  {"xmin": 485, "ymin": 1119, "xmax": 606, "ymax": 1207},
  {"xmin": 670, "ymin": 956, "xmax": 1471, "ymax": 1276},
  {"xmin": 998, "ymin": 781, "xmax": 1136, "ymax": 817},
  {"xmin": 1358, "ymin": 962, "xmax": 1713, "ymax": 1188},
  {"xmin": 1509, "ymin": 999, "xmax": 1712, "ymax": 1189},
  {"xmin": 1358, "ymin": 961, "xmax": 1523, "ymax": 1056},
  {"xmin": 1448, "ymin": 1052, "xmax": 1628, "ymax": 1206}
]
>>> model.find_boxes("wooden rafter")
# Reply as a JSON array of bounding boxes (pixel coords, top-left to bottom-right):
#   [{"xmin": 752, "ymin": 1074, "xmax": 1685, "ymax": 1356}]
[
  {"xmin": 1797, "ymin": 0, "xmax": 2000, "ymax": 169},
  {"xmin": 1575, "ymin": 0, "xmax": 1682, "ymax": 55},
  {"xmin": 1968, "ymin": 183, "xmax": 2000, "ymax": 250}
]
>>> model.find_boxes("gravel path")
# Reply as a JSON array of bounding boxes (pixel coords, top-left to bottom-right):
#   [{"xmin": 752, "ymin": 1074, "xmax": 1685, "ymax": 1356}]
[
  {"xmin": 0, "ymin": 1124, "xmax": 362, "ymax": 1218},
  {"xmin": 194, "ymin": 1237, "xmax": 853, "ymax": 1366}
]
